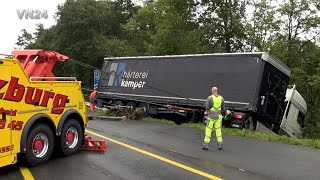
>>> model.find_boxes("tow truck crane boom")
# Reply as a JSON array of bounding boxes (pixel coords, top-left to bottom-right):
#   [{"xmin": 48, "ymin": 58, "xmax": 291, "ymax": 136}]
[{"xmin": 11, "ymin": 49, "xmax": 69, "ymax": 80}]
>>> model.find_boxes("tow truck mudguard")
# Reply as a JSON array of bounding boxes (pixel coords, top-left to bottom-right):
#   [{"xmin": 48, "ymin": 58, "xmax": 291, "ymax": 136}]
[{"xmin": 20, "ymin": 113, "xmax": 55, "ymax": 153}]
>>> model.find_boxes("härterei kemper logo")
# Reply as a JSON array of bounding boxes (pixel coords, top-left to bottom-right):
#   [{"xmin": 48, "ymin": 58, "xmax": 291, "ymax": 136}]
[{"xmin": 107, "ymin": 62, "xmax": 149, "ymax": 89}]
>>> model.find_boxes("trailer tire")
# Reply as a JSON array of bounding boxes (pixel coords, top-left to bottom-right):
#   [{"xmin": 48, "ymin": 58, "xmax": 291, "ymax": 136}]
[
  {"xmin": 138, "ymin": 103, "xmax": 149, "ymax": 115},
  {"xmin": 244, "ymin": 117, "xmax": 255, "ymax": 131},
  {"xmin": 96, "ymin": 100, "xmax": 103, "ymax": 108},
  {"xmin": 58, "ymin": 119, "xmax": 83, "ymax": 156},
  {"xmin": 25, "ymin": 124, "xmax": 54, "ymax": 166},
  {"xmin": 114, "ymin": 100, "xmax": 123, "ymax": 106},
  {"xmin": 126, "ymin": 101, "xmax": 137, "ymax": 110}
]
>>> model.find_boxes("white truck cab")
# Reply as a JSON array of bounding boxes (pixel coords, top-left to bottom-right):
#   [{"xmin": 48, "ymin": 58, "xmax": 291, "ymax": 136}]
[{"xmin": 280, "ymin": 85, "xmax": 307, "ymax": 138}]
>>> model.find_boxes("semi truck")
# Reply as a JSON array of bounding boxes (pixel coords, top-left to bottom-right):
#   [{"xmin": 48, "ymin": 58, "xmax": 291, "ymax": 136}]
[
  {"xmin": 0, "ymin": 50, "xmax": 87, "ymax": 168},
  {"xmin": 95, "ymin": 52, "xmax": 307, "ymax": 138}
]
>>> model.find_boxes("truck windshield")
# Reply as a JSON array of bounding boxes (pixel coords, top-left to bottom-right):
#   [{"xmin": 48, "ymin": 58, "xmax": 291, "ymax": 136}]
[{"xmin": 297, "ymin": 111, "xmax": 305, "ymax": 128}]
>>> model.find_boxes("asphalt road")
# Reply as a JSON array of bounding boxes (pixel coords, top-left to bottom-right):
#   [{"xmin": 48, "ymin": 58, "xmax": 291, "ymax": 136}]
[{"xmin": 1, "ymin": 119, "xmax": 319, "ymax": 180}]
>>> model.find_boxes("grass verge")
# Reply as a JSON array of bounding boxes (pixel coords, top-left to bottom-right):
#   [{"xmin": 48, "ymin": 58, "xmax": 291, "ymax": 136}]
[{"xmin": 143, "ymin": 117, "xmax": 320, "ymax": 149}]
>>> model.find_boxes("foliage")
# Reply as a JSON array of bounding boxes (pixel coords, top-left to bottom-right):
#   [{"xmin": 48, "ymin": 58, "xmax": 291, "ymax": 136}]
[
  {"xmin": 133, "ymin": 108, "xmax": 146, "ymax": 119},
  {"xmin": 199, "ymin": 0, "xmax": 248, "ymax": 52},
  {"xmin": 124, "ymin": 0, "xmax": 206, "ymax": 55}
]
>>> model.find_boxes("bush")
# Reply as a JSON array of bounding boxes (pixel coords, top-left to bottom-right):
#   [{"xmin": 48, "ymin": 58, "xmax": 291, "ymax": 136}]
[
  {"xmin": 103, "ymin": 107, "xmax": 135, "ymax": 119},
  {"xmin": 104, "ymin": 109, "xmax": 117, "ymax": 117},
  {"xmin": 303, "ymin": 109, "xmax": 320, "ymax": 139},
  {"xmin": 117, "ymin": 108, "xmax": 134, "ymax": 120},
  {"xmin": 133, "ymin": 108, "xmax": 146, "ymax": 120}
]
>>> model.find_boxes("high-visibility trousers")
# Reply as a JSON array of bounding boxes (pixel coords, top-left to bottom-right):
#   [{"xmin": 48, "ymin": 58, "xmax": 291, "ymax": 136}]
[
  {"xmin": 90, "ymin": 103, "xmax": 95, "ymax": 112},
  {"xmin": 204, "ymin": 115, "xmax": 223, "ymax": 143}
]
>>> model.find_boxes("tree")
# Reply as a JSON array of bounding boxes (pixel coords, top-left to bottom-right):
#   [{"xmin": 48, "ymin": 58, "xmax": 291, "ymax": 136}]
[
  {"xmin": 200, "ymin": 0, "xmax": 247, "ymax": 53},
  {"xmin": 265, "ymin": 0, "xmax": 320, "ymax": 138},
  {"xmin": 289, "ymin": 42, "xmax": 320, "ymax": 138},
  {"xmin": 33, "ymin": 24, "xmax": 45, "ymax": 39},
  {"xmin": 16, "ymin": 23, "xmax": 47, "ymax": 49},
  {"xmin": 15, "ymin": 29, "xmax": 34, "ymax": 49},
  {"xmin": 275, "ymin": 0, "xmax": 320, "ymax": 67},
  {"xmin": 52, "ymin": 0, "xmax": 138, "ymax": 87},
  {"xmin": 124, "ymin": 0, "xmax": 206, "ymax": 55},
  {"xmin": 245, "ymin": 0, "xmax": 278, "ymax": 51}
]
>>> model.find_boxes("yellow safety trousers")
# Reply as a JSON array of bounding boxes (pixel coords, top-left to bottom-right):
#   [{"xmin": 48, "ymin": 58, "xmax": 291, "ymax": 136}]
[{"xmin": 204, "ymin": 115, "xmax": 223, "ymax": 143}]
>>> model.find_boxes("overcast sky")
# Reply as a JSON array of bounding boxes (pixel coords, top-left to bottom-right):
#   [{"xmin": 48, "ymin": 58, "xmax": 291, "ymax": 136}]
[{"xmin": 0, "ymin": 0, "xmax": 66, "ymax": 54}]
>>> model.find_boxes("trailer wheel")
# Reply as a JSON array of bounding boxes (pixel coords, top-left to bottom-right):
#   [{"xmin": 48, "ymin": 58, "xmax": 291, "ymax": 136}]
[
  {"xmin": 114, "ymin": 100, "xmax": 123, "ymax": 106},
  {"xmin": 138, "ymin": 103, "xmax": 149, "ymax": 115},
  {"xmin": 126, "ymin": 101, "xmax": 136, "ymax": 110},
  {"xmin": 244, "ymin": 117, "xmax": 255, "ymax": 131},
  {"xmin": 96, "ymin": 100, "xmax": 103, "ymax": 108},
  {"xmin": 58, "ymin": 119, "xmax": 83, "ymax": 156},
  {"xmin": 25, "ymin": 124, "xmax": 54, "ymax": 166}
]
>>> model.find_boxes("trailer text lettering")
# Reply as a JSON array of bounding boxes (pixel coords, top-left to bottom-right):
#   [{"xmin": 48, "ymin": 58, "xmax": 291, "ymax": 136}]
[
  {"xmin": 123, "ymin": 71, "xmax": 149, "ymax": 79},
  {"xmin": 121, "ymin": 80, "xmax": 146, "ymax": 89},
  {"xmin": 120, "ymin": 70, "xmax": 149, "ymax": 89}
]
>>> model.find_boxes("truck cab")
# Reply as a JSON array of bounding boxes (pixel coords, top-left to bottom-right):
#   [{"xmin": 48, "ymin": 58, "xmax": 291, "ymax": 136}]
[{"xmin": 280, "ymin": 85, "xmax": 307, "ymax": 138}]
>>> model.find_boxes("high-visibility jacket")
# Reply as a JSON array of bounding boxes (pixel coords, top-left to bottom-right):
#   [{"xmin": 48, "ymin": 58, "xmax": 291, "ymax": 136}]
[
  {"xmin": 89, "ymin": 90, "xmax": 97, "ymax": 111},
  {"xmin": 210, "ymin": 95, "xmax": 222, "ymax": 112},
  {"xmin": 90, "ymin": 90, "xmax": 97, "ymax": 103},
  {"xmin": 208, "ymin": 95, "xmax": 223, "ymax": 119}
]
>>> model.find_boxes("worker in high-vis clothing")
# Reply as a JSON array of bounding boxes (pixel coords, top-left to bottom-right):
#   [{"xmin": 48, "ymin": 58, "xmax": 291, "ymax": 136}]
[
  {"xmin": 202, "ymin": 87, "xmax": 229, "ymax": 150},
  {"xmin": 89, "ymin": 90, "xmax": 97, "ymax": 112}
]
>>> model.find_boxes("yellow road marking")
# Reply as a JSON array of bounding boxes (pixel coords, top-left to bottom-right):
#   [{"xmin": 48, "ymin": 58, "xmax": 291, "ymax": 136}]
[
  {"xmin": 19, "ymin": 167, "xmax": 35, "ymax": 180},
  {"xmin": 86, "ymin": 130, "xmax": 223, "ymax": 180}
]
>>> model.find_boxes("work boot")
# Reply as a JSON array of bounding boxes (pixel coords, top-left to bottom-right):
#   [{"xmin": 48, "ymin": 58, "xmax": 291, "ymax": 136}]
[
  {"xmin": 218, "ymin": 143, "xmax": 223, "ymax": 150},
  {"xmin": 201, "ymin": 143, "xmax": 208, "ymax": 150}
]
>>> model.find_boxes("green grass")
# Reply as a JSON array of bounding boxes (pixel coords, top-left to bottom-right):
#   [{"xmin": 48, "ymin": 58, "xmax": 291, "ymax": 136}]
[
  {"xmin": 86, "ymin": 106, "xmax": 106, "ymax": 114},
  {"xmin": 143, "ymin": 117, "xmax": 320, "ymax": 149}
]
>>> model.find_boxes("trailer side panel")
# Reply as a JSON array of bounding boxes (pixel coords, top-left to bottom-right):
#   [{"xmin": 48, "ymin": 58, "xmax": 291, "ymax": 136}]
[{"xmin": 98, "ymin": 54, "xmax": 264, "ymax": 110}]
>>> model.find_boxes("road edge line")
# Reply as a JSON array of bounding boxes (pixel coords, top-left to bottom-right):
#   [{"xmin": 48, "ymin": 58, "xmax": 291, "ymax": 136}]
[
  {"xmin": 86, "ymin": 130, "xmax": 223, "ymax": 180},
  {"xmin": 19, "ymin": 167, "xmax": 35, "ymax": 180}
]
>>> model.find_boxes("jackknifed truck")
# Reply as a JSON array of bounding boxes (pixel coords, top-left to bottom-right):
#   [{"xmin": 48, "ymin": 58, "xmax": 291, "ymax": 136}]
[{"xmin": 95, "ymin": 52, "xmax": 307, "ymax": 138}]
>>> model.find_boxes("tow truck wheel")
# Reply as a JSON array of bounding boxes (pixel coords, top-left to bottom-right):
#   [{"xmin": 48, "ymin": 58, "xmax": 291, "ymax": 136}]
[
  {"xmin": 26, "ymin": 124, "xmax": 54, "ymax": 166},
  {"xmin": 58, "ymin": 119, "xmax": 83, "ymax": 156}
]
